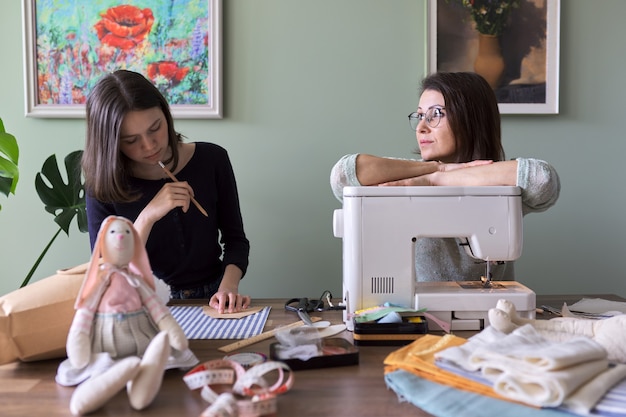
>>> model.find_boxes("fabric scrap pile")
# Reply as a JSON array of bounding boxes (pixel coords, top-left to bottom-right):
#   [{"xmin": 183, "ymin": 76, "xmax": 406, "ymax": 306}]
[{"xmin": 384, "ymin": 324, "xmax": 626, "ymax": 417}]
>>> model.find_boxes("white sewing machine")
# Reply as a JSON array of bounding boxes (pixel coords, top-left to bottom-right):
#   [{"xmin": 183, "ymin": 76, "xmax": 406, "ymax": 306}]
[{"xmin": 333, "ymin": 186, "xmax": 536, "ymax": 332}]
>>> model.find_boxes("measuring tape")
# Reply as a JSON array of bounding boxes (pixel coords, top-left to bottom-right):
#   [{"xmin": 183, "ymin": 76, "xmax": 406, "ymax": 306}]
[
  {"xmin": 184, "ymin": 359, "xmax": 294, "ymax": 417},
  {"xmin": 224, "ymin": 352, "xmax": 267, "ymax": 369}
]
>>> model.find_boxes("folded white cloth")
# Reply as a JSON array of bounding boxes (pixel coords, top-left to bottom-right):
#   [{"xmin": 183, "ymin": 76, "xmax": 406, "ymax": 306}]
[
  {"xmin": 470, "ymin": 325, "xmax": 609, "ymax": 407},
  {"xmin": 436, "ymin": 324, "xmax": 612, "ymax": 408},
  {"xmin": 470, "ymin": 325, "xmax": 608, "ymax": 372},
  {"xmin": 434, "ymin": 325, "xmax": 508, "ymax": 371},
  {"xmin": 489, "ymin": 358, "xmax": 608, "ymax": 407},
  {"xmin": 562, "ymin": 363, "xmax": 626, "ymax": 416}
]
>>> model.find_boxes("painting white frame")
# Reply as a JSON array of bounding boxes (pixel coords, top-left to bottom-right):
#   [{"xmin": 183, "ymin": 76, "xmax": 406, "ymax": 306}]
[
  {"xmin": 427, "ymin": 0, "xmax": 560, "ymax": 115},
  {"xmin": 22, "ymin": 0, "xmax": 222, "ymax": 119}
]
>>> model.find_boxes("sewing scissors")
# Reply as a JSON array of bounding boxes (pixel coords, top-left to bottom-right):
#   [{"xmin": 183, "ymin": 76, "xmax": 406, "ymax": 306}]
[{"xmin": 284, "ymin": 298, "xmax": 320, "ymax": 325}]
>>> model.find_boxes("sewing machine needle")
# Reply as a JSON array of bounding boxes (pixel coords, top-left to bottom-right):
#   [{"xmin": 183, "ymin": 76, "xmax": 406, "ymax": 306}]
[{"xmin": 483, "ymin": 261, "xmax": 492, "ymax": 288}]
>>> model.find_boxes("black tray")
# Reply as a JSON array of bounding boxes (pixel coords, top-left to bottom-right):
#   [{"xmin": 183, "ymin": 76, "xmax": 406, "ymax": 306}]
[
  {"xmin": 353, "ymin": 316, "xmax": 428, "ymax": 346},
  {"xmin": 269, "ymin": 338, "xmax": 358, "ymax": 370},
  {"xmin": 354, "ymin": 316, "xmax": 428, "ymax": 334}
]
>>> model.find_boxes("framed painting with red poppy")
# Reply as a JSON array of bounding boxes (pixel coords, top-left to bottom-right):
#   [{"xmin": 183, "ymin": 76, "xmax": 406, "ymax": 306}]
[{"xmin": 22, "ymin": 0, "xmax": 222, "ymax": 119}]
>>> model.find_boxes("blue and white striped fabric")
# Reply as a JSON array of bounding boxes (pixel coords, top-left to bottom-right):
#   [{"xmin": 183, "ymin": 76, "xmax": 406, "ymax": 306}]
[
  {"xmin": 169, "ymin": 306, "xmax": 271, "ymax": 340},
  {"xmin": 593, "ymin": 378, "xmax": 626, "ymax": 416}
]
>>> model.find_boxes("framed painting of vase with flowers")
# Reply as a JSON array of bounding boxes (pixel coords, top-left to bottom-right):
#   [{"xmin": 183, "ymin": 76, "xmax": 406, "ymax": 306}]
[
  {"xmin": 427, "ymin": 0, "xmax": 560, "ymax": 115},
  {"xmin": 22, "ymin": 0, "xmax": 222, "ymax": 118}
]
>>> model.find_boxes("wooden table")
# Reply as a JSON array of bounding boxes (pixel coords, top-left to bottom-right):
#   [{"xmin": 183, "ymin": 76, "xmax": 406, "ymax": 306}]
[{"xmin": 0, "ymin": 295, "xmax": 622, "ymax": 417}]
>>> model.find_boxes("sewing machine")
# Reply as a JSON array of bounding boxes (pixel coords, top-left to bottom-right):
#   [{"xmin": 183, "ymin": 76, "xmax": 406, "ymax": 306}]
[{"xmin": 332, "ymin": 186, "xmax": 536, "ymax": 332}]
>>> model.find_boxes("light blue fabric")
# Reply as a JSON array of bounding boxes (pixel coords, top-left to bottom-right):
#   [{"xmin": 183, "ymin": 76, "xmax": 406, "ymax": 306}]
[{"xmin": 384, "ymin": 369, "xmax": 574, "ymax": 417}]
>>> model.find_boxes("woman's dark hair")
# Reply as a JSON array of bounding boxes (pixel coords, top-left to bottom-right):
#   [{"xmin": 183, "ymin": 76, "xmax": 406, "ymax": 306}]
[
  {"xmin": 420, "ymin": 72, "xmax": 505, "ymax": 163},
  {"xmin": 82, "ymin": 69, "xmax": 182, "ymax": 203}
]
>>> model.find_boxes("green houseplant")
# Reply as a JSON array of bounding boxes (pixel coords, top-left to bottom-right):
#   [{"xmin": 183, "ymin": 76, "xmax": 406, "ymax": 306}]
[
  {"xmin": 0, "ymin": 117, "xmax": 86, "ymax": 288},
  {"xmin": 22, "ymin": 150, "xmax": 87, "ymax": 287},
  {"xmin": 0, "ymin": 118, "xmax": 19, "ymax": 211}
]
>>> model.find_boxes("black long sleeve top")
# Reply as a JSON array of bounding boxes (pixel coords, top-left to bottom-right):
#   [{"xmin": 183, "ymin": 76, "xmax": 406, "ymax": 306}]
[{"xmin": 86, "ymin": 142, "xmax": 250, "ymax": 290}]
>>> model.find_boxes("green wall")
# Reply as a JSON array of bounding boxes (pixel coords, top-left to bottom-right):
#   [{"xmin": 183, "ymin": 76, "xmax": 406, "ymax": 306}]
[{"xmin": 1, "ymin": 0, "xmax": 625, "ymax": 300}]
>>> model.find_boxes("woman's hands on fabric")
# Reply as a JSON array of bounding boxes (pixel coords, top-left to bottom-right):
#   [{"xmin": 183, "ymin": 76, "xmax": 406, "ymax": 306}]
[
  {"xmin": 209, "ymin": 289, "xmax": 251, "ymax": 314},
  {"xmin": 209, "ymin": 265, "xmax": 250, "ymax": 314},
  {"xmin": 379, "ymin": 160, "xmax": 493, "ymax": 186}
]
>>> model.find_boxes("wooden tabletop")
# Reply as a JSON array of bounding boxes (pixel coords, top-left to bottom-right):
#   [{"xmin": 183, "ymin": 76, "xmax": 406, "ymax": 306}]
[{"xmin": 1, "ymin": 295, "xmax": 623, "ymax": 417}]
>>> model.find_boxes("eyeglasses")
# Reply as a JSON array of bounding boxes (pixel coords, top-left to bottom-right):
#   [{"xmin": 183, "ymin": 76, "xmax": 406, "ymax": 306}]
[{"xmin": 408, "ymin": 107, "xmax": 446, "ymax": 130}]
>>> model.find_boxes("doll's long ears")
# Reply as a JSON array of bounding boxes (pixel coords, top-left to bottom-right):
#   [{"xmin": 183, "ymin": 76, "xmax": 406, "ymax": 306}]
[
  {"xmin": 74, "ymin": 215, "xmax": 116, "ymax": 309},
  {"xmin": 129, "ymin": 219, "xmax": 156, "ymax": 291},
  {"xmin": 127, "ymin": 218, "xmax": 156, "ymax": 291}
]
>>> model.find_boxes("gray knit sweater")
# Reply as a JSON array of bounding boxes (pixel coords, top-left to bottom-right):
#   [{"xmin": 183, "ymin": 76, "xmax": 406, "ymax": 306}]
[{"xmin": 330, "ymin": 155, "xmax": 561, "ymax": 281}]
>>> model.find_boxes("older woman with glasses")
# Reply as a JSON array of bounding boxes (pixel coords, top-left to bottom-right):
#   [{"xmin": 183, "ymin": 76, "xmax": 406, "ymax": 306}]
[{"xmin": 329, "ymin": 71, "xmax": 560, "ymax": 282}]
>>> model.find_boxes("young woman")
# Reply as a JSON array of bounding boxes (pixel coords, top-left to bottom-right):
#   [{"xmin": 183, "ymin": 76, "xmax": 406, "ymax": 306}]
[
  {"xmin": 330, "ymin": 72, "xmax": 560, "ymax": 281},
  {"xmin": 82, "ymin": 70, "xmax": 250, "ymax": 313}
]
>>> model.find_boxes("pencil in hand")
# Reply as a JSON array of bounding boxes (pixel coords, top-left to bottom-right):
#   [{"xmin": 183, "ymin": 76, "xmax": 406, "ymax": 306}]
[{"xmin": 158, "ymin": 161, "xmax": 209, "ymax": 217}]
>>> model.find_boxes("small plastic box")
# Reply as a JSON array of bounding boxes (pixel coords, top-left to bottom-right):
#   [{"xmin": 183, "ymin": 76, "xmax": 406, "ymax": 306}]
[
  {"xmin": 353, "ymin": 315, "xmax": 428, "ymax": 346},
  {"xmin": 269, "ymin": 338, "xmax": 359, "ymax": 370}
]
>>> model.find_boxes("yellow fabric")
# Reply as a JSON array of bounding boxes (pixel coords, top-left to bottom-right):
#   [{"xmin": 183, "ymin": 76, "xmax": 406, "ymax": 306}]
[{"xmin": 383, "ymin": 334, "xmax": 525, "ymax": 404}]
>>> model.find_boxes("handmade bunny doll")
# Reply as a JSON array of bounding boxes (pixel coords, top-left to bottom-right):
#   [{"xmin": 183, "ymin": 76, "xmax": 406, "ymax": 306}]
[
  {"xmin": 56, "ymin": 216, "xmax": 198, "ymax": 415},
  {"xmin": 489, "ymin": 299, "xmax": 626, "ymax": 363}
]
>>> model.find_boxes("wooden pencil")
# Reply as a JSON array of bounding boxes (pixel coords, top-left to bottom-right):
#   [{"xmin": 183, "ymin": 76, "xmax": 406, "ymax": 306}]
[{"xmin": 158, "ymin": 161, "xmax": 209, "ymax": 217}]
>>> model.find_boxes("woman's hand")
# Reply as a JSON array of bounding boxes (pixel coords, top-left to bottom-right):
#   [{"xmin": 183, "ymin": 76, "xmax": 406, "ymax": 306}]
[
  {"xmin": 438, "ymin": 160, "xmax": 493, "ymax": 172},
  {"xmin": 209, "ymin": 264, "xmax": 250, "ymax": 314},
  {"xmin": 379, "ymin": 175, "xmax": 435, "ymax": 186},
  {"xmin": 133, "ymin": 182, "xmax": 196, "ymax": 244},
  {"xmin": 147, "ymin": 182, "xmax": 196, "ymax": 218},
  {"xmin": 209, "ymin": 289, "xmax": 251, "ymax": 314},
  {"xmin": 379, "ymin": 160, "xmax": 493, "ymax": 186}
]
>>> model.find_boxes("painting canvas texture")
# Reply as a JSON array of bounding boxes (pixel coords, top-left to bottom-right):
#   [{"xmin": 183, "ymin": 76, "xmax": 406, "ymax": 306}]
[{"xmin": 33, "ymin": 0, "xmax": 212, "ymax": 106}]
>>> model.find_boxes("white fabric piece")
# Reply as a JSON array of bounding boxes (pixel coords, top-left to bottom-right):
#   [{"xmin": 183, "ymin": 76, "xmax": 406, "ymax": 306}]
[
  {"xmin": 469, "ymin": 325, "xmax": 609, "ymax": 407},
  {"xmin": 562, "ymin": 364, "xmax": 626, "ymax": 416},
  {"xmin": 568, "ymin": 299, "xmax": 626, "ymax": 315},
  {"xmin": 469, "ymin": 325, "xmax": 607, "ymax": 372},
  {"xmin": 436, "ymin": 324, "xmax": 612, "ymax": 409},
  {"xmin": 593, "ymin": 377, "xmax": 626, "ymax": 416},
  {"xmin": 273, "ymin": 344, "xmax": 320, "ymax": 361},
  {"xmin": 490, "ymin": 299, "xmax": 626, "ymax": 364},
  {"xmin": 490, "ymin": 358, "xmax": 608, "ymax": 407},
  {"xmin": 434, "ymin": 325, "xmax": 509, "ymax": 371}
]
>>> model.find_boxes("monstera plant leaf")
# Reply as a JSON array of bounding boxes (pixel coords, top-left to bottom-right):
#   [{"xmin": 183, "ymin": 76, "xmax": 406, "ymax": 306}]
[
  {"xmin": 35, "ymin": 150, "xmax": 87, "ymax": 234},
  {"xmin": 21, "ymin": 150, "xmax": 86, "ymax": 287},
  {"xmin": 0, "ymin": 118, "xmax": 19, "ymax": 210}
]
